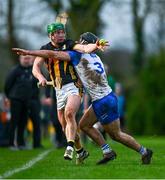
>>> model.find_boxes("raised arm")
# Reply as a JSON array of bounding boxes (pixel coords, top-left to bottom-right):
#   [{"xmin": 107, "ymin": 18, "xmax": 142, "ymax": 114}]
[
  {"xmin": 73, "ymin": 44, "xmax": 97, "ymax": 53},
  {"xmin": 12, "ymin": 48, "xmax": 71, "ymax": 61},
  {"xmin": 73, "ymin": 39, "xmax": 109, "ymax": 53}
]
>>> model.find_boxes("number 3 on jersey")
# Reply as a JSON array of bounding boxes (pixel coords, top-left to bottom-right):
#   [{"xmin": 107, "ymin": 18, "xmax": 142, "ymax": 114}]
[{"xmin": 94, "ymin": 62, "xmax": 104, "ymax": 74}]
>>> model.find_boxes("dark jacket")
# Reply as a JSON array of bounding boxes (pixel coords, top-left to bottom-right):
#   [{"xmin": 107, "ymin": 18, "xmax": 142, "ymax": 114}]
[
  {"xmin": 30, "ymin": 65, "xmax": 39, "ymax": 100},
  {"xmin": 4, "ymin": 64, "xmax": 36, "ymax": 101}
]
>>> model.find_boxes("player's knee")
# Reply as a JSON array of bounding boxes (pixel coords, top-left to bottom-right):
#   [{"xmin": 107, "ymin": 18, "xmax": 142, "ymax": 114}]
[
  {"xmin": 79, "ymin": 121, "xmax": 86, "ymax": 132},
  {"xmin": 79, "ymin": 121, "xmax": 90, "ymax": 133},
  {"xmin": 110, "ymin": 132, "xmax": 122, "ymax": 141},
  {"xmin": 65, "ymin": 109, "xmax": 74, "ymax": 121}
]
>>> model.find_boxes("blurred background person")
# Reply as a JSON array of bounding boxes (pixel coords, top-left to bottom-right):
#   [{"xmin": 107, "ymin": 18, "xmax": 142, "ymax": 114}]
[
  {"xmin": 83, "ymin": 91, "xmax": 107, "ymax": 142},
  {"xmin": 115, "ymin": 82, "xmax": 126, "ymax": 131},
  {"xmin": 4, "ymin": 55, "xmax": 33, "ymax": 150},
  {"xmin": 104, "ymin": 63, "xmax": 116, "ymax": 92},
  {"xmin": 4, "ymin": 55, "xmax": 43, "ymax": 149}
]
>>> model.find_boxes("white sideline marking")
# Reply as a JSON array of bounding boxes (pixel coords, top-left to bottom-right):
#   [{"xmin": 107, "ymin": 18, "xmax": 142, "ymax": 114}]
[{"xmin": 0, "ymin": 149, "xmax": 52, "ymax": 179}]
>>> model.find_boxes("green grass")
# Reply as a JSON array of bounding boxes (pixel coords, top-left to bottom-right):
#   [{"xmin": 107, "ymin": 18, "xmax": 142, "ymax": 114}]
[{"xmin": 0, "ymin": 136, "xmax": 165, "ymax": 179}]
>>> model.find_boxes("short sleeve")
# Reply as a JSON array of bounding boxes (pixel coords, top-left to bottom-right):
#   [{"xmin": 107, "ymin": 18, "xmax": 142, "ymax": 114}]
[
  {"xmin": 67, "ymin": 51, "xmax": 82, "ymax": 66},
  {"xmin": 40, "ymin": 45, "xmax": 46, "ymax": 50}
]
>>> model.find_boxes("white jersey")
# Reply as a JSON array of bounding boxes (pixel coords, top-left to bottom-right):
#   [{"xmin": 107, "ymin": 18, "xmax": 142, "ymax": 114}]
[{"xmin": 69, "ymin": 51, "xmax": 112, "ymax": 101}]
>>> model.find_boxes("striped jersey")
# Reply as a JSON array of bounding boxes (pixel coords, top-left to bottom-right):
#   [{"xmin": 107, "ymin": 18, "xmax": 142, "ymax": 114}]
[{"xmin": 40, "ymin": 40, "xmax": 82, "ymax": 89}]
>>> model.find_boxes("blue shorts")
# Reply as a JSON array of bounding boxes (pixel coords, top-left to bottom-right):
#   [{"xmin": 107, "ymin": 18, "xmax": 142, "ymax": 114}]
[{"xmin": 92, "ymin": 92, "xmax": 119, "ymax": 124}]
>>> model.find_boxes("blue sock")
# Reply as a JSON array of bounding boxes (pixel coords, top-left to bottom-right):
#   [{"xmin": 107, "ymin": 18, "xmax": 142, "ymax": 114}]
[
  {"xmin": 101, "ymin": 144, "xmax": 111, "ymax": 155},
  {"xmin": 139, "ymin": 146, "xmax": 147, "ymax": 155}
]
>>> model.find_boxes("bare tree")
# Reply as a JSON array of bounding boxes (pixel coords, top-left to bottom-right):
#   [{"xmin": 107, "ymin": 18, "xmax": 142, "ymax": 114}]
[
  {"xmin": 7, "ymin": 0, "xmax": 19, "ymax": 63},
  {"xmin": 132, "ymin": 0, "xmax": 151, "ymax": 72},
  {"xmin": 0, "ymin": 0, "xmax": 55, "ymax": 63}
]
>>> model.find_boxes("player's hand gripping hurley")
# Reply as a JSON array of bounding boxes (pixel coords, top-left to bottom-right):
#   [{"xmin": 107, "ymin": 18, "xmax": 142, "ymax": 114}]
[{"xmin": 37, "ymin": 81, "xmax": 54, "ymax": 88}]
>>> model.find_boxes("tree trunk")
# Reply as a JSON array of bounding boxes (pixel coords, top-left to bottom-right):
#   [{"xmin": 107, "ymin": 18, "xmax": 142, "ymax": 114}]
[
  {"xmin": 132, "ymin": 0, "xmax": 145, "ymax": 72},
  {"xmin": 7, "ymin": 0, "xmax": 19, "ymax": 64}
]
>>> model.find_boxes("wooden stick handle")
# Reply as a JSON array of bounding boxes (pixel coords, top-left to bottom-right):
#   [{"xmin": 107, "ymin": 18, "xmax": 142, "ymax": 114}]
[{"xmin": 37, "ymin": 81, "xmax": 54, "ymax": 88}]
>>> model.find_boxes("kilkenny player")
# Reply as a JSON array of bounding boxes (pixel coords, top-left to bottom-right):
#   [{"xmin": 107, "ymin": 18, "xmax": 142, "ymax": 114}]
[{"xmin": 27, "ymin": 23, "xmax": 101, "ymax": 164}]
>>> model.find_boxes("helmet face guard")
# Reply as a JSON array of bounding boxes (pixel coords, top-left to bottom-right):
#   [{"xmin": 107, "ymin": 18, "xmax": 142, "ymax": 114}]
[
  {"xmin": 47, "ymin": 23, "xmax": 65, "ymax": 34},
  {"xmin": 79, "ymin": 32, "xmax": 98, "ymax": 44}
]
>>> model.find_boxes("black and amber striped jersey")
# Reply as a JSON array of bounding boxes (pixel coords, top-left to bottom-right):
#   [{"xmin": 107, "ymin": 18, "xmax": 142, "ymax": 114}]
[{"xmin": 40, "ymin": 40, "xmax": 82, "ymax": 89}]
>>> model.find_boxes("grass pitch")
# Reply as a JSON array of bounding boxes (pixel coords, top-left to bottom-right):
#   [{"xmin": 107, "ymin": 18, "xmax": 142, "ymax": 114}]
[{"xmin": 0, "ymin": 136, "xmax": 164, "ymax": 179}]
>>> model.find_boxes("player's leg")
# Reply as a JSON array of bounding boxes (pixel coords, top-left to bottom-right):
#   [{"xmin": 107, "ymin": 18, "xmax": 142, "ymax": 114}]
[
  {"xmin": 56, "ymin": 84, "xmax": 85, "ymax": 161},
  {"xmin": 103, "ymin": 119, "xmax": 153, "ymax": 164},
  {"xmin": 65, "ymin": 94, "xmax": 80, "ymax": 142},
  {"xmin": 94, "ymin": 91, "xmax": 153, "ymax": 165},
  {"xmin": 79, "ymin": 105, "xmax": 116, "ymax": 164},
  {"xmin": 64, "ymin": 94, "xmax": 81, "ymax": 160},
  {"xmin": 57, "ymin": 83, "xmax": 89, "ymax": 162},
  {"xmin": 103, "ymin": 119, "xmax": 141, "ymax": 150},
  {"xmin": 51, "ymin": 103, "xmax": 66, "ymax": 148},
  {"xmin": 56, "ymin": 87, "xmax": 67, "ymax": 141},
  {"xmin": 74, "ymin": 132, "xmax": 89, "ymax": 165},
  {"xmin": 80, "ymin": 105, "xmax": 104, "ymax": 145}
]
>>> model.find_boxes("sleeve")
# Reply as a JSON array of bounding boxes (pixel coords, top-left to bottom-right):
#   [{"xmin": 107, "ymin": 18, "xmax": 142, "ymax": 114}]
[
  {"xmin": 67, "ymin": 51, "xmax": 82, "ymax": 66},
  {"xmin": 40, "ymin": 45, "xmax": 47, "ymax": 50},
  {"xmin": 4, "ymin": 67, "xmax": 17, "ymax": 98},
  {"xmin": 40, "ymin": 42, "xmax": 52, "ymax": 50}
]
